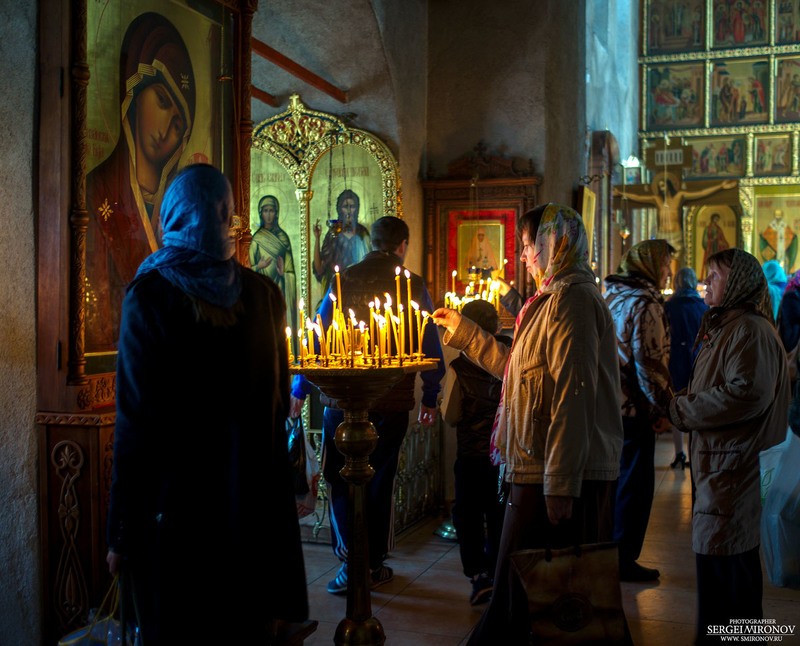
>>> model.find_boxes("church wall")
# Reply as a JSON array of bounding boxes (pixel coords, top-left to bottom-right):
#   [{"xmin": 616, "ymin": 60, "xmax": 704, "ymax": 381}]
[
  {"xmin": 427, "ymin": 0, "xmax": 586, "ymax": 207},
  {"xmin": 0, "ymin": 0, "xmax": 41, "ymax": 643}
]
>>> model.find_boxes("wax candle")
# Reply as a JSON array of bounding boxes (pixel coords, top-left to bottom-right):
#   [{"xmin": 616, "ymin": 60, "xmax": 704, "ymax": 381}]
[
  {"xmin": 298, "ymin": 298, "xmax": 305, "ymax": 334},
  {"xmin": 420, "ymin": 310, "xmax": 430, "ymax": 344},
  {"xmin": 395, "ymin": 267, "xmax": 402, "ymax": 315},
  {"xmin": 405, "ymin": 270, "xmax": 413, "ymax": 357},
  {"xmin": 306, "ymin": 318, "xmax": 314, "ymax": 357},
  {"xmin": 286, "ymin": 327, "xmax": 293, "ymax": 364},
  {"xmin": 376, "ymin": 315, "xmax": 385, "ymax": 366},
  {"xmin": 384, "ymin": 294, "xmax": 395, "ymax": 357},
  {"xmin": 349, "ymin": 309, "xmax": 357, "ymax": 367},
  {"xmin": 301, "ymin": 335, "xmax": 308, "ymax": 365},
  {"xmin": 451, "ymin": 269, "xmax": 457, "ymax": 293},
  {"xmin": 334, "ymin": 265, "xmax": 342, "ymax": 316},
  {"xmin": 369, "ymin": 301, "xmax": 375, "ymax": 358},
  {"xmin": 316, "ymin": 314, "xmax": 329, "ymax": 359},
  {"xmin": 411, "ymin": 300, "xmax": 421, "ymax": 358},
  {"xmin": 398, "ymin": 304, "xmax": 404, "ymax": 365}
]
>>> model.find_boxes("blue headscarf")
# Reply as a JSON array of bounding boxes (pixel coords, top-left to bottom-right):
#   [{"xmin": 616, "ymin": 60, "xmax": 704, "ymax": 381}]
[{"xmin": 135, "ymin": 164, "xmax": 241, "ymax": 308}]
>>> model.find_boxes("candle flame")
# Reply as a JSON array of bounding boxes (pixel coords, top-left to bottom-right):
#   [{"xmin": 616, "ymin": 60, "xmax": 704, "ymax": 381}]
[
  {"xmin": 404, "ymin": 269, "xmax": 411, "ymax": 279},
  {"xmin": 285, "ymin": 326, "xmax": 292, "ymax": 339},
  {"xmin": 395, "ymin": 266, "xmax": 401, "ymax": 276},
  {"xmin": 298, "ymin": 297, "xmax": 305, "ymax": 310},
  {"xmin": 410, "ymin": 300, "xmax": 419, "ymax": 311},
  {"xmin": 334, "ymin": 265, "xmax": 340, "ymax": 273},
  {"xmin": 452, "ymin": 270, "xmax": 457, "ymax": 277},
  {"xmin": 384, "ymin": 293, "xmax": 392, "ymax": 307}
]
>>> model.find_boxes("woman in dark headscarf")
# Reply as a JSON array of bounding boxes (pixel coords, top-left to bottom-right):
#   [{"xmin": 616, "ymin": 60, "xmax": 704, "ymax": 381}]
[
  {"xmin": 669, "ymin": 248, "xmax": 789, "ymax": 644},
  {"xmin": 664, "ymin": 267, "xmax": 708, "ymax": 468},
  {"xmin": 604, "ymin": 239, "xmax": 675, "ymax": 581},
  {"xmin": 106, "ymin": 164, "xmax": 309, "ymax": 643},
  {"xmin": 86, "ymin": 12, "xmax": 197, "ymax": 352}
]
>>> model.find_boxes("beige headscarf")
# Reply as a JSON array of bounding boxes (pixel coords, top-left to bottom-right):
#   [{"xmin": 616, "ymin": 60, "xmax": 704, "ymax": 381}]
[{"xmin": 616, "ymin": 239, "xmax": 674, "ymax": 287}]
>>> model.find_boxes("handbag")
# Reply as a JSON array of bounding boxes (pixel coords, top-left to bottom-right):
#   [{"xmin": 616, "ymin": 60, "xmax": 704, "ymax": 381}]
[
  {"xmin": 510, "ymin": 542, "xmax": 627, "ymax": 645},
  {"xmin": 58, "ymin": 575, "xmax": 128, "ymax": 646},
  {"xmin": 286, "ymin": 416, "xmax": 321, "ymax": 518}
]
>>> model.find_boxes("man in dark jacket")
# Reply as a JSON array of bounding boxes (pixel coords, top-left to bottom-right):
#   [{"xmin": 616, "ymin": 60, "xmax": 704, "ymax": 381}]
[{"xmin": 292, "ymin": 216, "xmax": 445, "ymax": 594}]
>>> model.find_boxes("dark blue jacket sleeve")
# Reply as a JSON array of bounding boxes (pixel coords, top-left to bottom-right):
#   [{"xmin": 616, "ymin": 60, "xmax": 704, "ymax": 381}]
[{"xmin": 420, "ymin": 286, "xmax": 446, "ymax": 408}]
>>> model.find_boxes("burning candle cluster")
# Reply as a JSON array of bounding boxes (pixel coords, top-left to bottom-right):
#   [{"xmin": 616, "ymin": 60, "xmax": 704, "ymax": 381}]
[
  {"xmin": 286, "ymin": 266, "xmax": 433, "ymax": 368},
  {"xmin": 442, "ymin": 269, "xmax": 506, "ymax": 313}
]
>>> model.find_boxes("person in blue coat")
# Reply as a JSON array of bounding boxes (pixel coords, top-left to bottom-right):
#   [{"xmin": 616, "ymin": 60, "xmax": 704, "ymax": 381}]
[{"xmin": 664, "ymin": 267, "xmax": 708, "ymax": 469}]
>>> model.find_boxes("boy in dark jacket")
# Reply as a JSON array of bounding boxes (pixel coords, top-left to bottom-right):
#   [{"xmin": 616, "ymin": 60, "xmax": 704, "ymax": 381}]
[{"xmin": 441, "ymin": 299, "xmax": 510, "ymax": 605}]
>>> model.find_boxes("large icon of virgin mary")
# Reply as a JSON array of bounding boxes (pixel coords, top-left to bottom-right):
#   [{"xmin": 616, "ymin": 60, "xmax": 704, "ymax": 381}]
[{"xmin": 86, "ymin": 12, "xmax": 196, "ymax": 353}]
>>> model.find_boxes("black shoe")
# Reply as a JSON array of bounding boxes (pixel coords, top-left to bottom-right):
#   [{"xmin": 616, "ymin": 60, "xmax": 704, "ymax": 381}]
[
  {"xmin": 620, "ymin": 561, "xmax": 660, "ymax": 582},
  {"xmin": 670, "ymin": 451, "xmax": 687, "ymax": 470},
  {"xmin": 469, "ymin": 573, "xmax": 493, "ymax": 605}
]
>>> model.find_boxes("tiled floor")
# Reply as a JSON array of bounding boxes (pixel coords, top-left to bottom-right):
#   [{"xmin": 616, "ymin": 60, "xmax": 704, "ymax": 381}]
[{"xmin": 299, "ymin": 435, "xmax": 800, "ymax": 644}]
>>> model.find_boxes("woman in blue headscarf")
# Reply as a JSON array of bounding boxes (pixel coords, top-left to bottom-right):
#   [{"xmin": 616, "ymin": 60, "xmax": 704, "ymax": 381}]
[
  {"xmin": 762, "ymin": 259, "xmax": 787, "ymax": 322},
  {"xmin": 106, "ymin": 164, "xmax": 308, "ymax": 643}
]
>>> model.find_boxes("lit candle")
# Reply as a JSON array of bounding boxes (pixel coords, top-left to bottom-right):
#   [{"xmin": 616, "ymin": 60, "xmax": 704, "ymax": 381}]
[
  {"xmin": 368, "ymin": 301, "xmax": 376, "ymax": 358},
  {"xmin": 316, "ymin": 314, "xmax": 329, "ymax": 359},
  {"xmin": 349, "ymin": 309, "xmax": 357, "ymax": 367},
  {"xmin": 398, "ymin": 304, "xmax": 404, "ymax": 365},
  {"xmin": 298, "ymin": 298, "xmax": 305, "ymax": 335},
  {"xmin": 420, "ymin": 310, "xmax": 431, "ymax": 346},
  {"xmin": 334, "ymin": 265, "xmax": 343, "ymax": 317},
  {"xmin": 395, "ymin": 267, "xmax": 402, "ymax": 316},
  {"xmin": 301, "ymin": 335, "xmax": 308, "ymax": 365},
  {"xmin": 286, "ymin": 326, "xmax": 293, "ymax": 364},
  {"xmin": 451, "ymin": 269, "xmax": 457, "ymax": 293},
  {"xmin": 411, "ymin": 300, "xmax": 421, "ymax": 359},
  {"xmin": 359, "ymin": 321, "xmax": 367, "ymax": 362},
  {"xmin": 405, "ymin": 269, "xmax": 413, "ymax": 358},
  {"xmin": 384, "ymin": 294, "xmax": 395, "ymax": 357},
  {"xmin": 306, "ymin": 318, "xmax": 314, "ymax": 358},
  {"xmin": 376, "ymin": 314, "xmax": 385, "ymax": 366}
]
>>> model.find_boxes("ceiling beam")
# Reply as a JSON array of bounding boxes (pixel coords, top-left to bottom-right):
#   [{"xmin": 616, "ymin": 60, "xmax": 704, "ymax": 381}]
[{"xmin": 251, "ymin": 37, "xmax": 348, "ymax": 104}]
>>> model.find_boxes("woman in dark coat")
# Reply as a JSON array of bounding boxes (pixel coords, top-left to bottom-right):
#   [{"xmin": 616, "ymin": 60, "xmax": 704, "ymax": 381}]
[
  {"xmin": 106, "ymin": 164, "xmax": 308, "ymax": 643},
  {"xmin": 664, "ymin": 267, "xmax": 708, "ymax": 468}
]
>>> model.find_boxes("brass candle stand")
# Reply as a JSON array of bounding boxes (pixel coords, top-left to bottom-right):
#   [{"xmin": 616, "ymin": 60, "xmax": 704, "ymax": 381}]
[{"xmin": 291, "ymin": 361, "xmax": 437, "ymax": 646}]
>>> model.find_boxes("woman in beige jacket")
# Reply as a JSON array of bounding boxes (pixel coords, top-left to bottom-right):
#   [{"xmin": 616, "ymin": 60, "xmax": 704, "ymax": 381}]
[
  {"xmin": 433, "ymin": 203, "xmax": 624, "ymax": 644},
  {"xmin": 669, "ymin": 248, "xmax": 789, "ymax": 644}
]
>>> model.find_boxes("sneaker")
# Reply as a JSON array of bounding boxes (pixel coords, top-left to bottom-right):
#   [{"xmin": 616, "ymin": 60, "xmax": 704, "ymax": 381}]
[
  {"xmin": 469, "ymin": 573, "xmax": 493, "ymax": 605},
  {"xmin": 619, "ymin": 561, "xmax": 660, "ymax": 582},
  {"xmin": 370, "ymin": 565, "xmax": 394, "ymax": 590},
  {"xmin": 326, "ymin": 563, "xmax": 348, "ymax": 595}
]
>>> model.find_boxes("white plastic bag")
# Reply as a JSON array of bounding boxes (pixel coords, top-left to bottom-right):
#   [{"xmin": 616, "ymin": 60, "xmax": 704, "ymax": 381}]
[
  {"xmin": 286, "ymin": 417, "xmax": 320, "ymax": 518},
  {"xmin": 760, "ymin": 428, "xmax": 800, "ymax": 589}
]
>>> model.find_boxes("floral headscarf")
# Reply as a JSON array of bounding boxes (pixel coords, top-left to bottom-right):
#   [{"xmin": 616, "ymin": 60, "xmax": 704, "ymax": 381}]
[
  {"xmin": 616, "ymin": 239, "xmax": 674, "ymax": 287},
  {"xmin": 531, "ymin": 203, "xmax": 590, "ymax": 292},
  {"xmin": 718, "ymin": 249, "xmax": 772, "ymax": 319},
  {"xmin": 135, "ymin": 164, "xmax": 241, "ymax": 308}
]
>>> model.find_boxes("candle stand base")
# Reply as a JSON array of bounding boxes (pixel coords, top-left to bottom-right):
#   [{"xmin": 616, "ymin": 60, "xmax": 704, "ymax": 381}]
[{"xmin": 291, "ymin": 363, "xmax": 436, "ymax": 646}]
